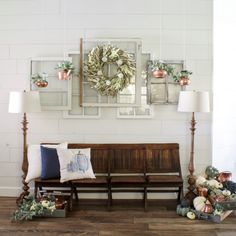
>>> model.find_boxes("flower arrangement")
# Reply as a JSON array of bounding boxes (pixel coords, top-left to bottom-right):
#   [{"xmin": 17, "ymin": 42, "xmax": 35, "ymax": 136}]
[
  {"xmin": 84, "ymin": 44, "xmax": 136, "ymax": 97},
  {"xmin": 31, "ymin": 73, "xmax": 48, "ymax": 88},
  {"xmin": 12, "ymin": 195, "xmax": 56, "ymax": 222},
  {"xmin": 55, "ymin": 61, "xmax": 75, "ymax": 80}
]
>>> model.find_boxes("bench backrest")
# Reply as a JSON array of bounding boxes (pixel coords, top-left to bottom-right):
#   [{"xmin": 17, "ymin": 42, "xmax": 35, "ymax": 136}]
[
  {"xmin": 145, "ymin": 143, "xmax": 181, "ymax": 175},
  {"xmin": 32, "ymin": 143, "xmax": 181, "ymax": 176},
  {"xmin": 109, "ymin": 145, "xmax": 146, "ymax": 174}
]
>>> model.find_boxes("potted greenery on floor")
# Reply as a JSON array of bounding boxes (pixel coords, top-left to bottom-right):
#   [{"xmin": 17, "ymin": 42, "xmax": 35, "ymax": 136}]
[{"xmin": 11, "ymin": 195, "xmax": 67, "ymax": 222}]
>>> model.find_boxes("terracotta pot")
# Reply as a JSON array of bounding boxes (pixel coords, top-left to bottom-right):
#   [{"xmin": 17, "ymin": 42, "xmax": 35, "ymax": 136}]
[
  {"xmin": 35, "ymin": 80, "xmax": 48, "ymax": 88},
  {"xmin": 58, "ymin": 70, "xmax": 71, "ymax": 80},
  {"xmin": 179, "ymin": 76, "xmax": 190, "ymax": 86},
  {"xmin": 152, "ymin": 70, "xmax": 168, "ymax": 78},
  {"xmin": 218, "ymin": 171, "xmax": 232, "ymax": 183},
  {"xmin": 198, "ymin": 187, "xmax": 208, "ymax": 197}
]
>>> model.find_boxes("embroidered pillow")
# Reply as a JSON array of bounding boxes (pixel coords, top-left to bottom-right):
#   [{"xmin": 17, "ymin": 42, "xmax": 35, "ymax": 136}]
[
  {"xmin": 57, "ymin": 148, "xmax": 95, "ymax": 183},
  {"xmin": 25, "ymin": 142, "xmax": 68, "ymax": 183},
  {"xmin": 40, "ymin": 146, "xmax": 60, "ymax": 180}
]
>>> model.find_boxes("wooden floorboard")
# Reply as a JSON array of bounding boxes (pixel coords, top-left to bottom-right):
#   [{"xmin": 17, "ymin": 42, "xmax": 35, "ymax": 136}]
[{"xmin": 0, "ymin": 197, "xmax": 236, "ymax": 236}]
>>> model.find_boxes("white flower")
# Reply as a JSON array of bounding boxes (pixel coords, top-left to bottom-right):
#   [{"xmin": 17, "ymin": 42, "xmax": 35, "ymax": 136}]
[
  {"xmin": 117, "ymin": 73, "xmax": 124, "ymax": 79},
  {"xmin": 30, "ymin": 205, "xmax": 36, "ymax": 211},
  {"xmin": 41, "ymin": 200, "xmax": 50, "ymax": 208},
  {"xmin": 106, "ymin": 80, "xmax": 111, "ymax": 86},
  {"xmin": 102, "ymin": 57, "xmax": 107, "ymax": 62},
  {"xmin": 97, "ymin": 70, "xmax": 103, "ymax": 76},
  {"xmin": 116, "ymin": 59, "xmax": 123, "ymax": 66}
]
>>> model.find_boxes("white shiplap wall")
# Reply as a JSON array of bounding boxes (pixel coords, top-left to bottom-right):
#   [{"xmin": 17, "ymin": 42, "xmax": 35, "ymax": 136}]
[{"xmin": 0, "ymin": 0, "xmax": 212, "ymax": 197}]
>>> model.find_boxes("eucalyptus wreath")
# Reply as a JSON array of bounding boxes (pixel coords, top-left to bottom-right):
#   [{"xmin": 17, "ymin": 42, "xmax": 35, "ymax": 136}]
[{"xmin": 84, "ymin": 44, "xmax": 136, "ymax": 96}]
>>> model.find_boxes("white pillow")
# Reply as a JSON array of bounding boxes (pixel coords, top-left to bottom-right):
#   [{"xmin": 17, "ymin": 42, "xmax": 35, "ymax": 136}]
[
  {"xmin": 25, "ymin": 142, "xmax": 68, "ymax": 183},
  {"xmin": 57, "ymin": 148, "xmax": 95, "ymax": 183}
]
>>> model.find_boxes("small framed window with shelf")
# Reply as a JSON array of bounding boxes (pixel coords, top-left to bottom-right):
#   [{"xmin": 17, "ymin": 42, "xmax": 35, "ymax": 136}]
[
  {"xmin": 63, "ymin": 51, "xmax": 100, "ymax": 119},
  {"xmin": 147, "ymin": 60, "xmax": 185, "ymax": 105},
  {"xmin": 117, "ymin": 53, "xmax": 153, "ymax": 119},
  {"xmin": 80, "ymin": 38, "xmax": 142, "ymax": 107},
  {"xmin": 30, "ymin": 57, "xmax": 72, "ymax": 111}
]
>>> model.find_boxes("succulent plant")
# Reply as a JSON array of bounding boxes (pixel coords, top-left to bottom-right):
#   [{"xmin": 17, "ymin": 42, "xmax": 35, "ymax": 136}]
[{"xmin": 55, "ymin": 61, "xmax": 75, "ymax": 73}]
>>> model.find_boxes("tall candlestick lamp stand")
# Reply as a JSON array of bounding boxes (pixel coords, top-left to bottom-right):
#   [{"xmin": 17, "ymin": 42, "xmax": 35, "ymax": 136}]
[
  {"xmin": 8, "ymin": 91, "xmax": 41, "ymax": 205},
  {"xmin": 178, "ymin": 91, "xmax": 210, "ymax": 204}
]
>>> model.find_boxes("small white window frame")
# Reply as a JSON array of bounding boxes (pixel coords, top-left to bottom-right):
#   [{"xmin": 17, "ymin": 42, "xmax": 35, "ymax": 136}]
[
  {"xmin": 30, "ymin": 57, "xmax": 72, "ymax": 111},
  {"xmin": 147, "ymin": 60, "xmax": 185, "ymax": 105}
]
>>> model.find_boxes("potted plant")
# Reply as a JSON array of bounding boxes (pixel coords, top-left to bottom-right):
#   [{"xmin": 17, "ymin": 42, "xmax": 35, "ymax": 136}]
[
  {"xmin": 55, "ymin": 61, "xmax": 75, "ymax": 80},
  {"xmin": 177, "ymin": 70, "xmax": 192, "ymax": 86},
  {"xmin": 151, "ymin": 60, "xmax": 175, "ymax": 78},
  {"xmin": 31, "ymin": 73, "xmax": 48, "ymax": 88}
]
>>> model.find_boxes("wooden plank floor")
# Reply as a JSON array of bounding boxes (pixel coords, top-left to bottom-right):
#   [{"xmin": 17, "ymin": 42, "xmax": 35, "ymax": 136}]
[{"xmin": 0, "ymin": 197, "xmax": 236, "ymax": 236}]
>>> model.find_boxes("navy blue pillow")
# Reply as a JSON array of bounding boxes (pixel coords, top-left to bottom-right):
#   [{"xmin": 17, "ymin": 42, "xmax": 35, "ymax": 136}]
[{"xmin": 40, "ymin": 146, "xmax": 60, "ymax": 180}]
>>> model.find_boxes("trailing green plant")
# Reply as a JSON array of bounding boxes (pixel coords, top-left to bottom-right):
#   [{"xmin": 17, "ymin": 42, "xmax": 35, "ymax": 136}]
[
  {"xmin": 55, "ymin": 61, "xmax": 75, "ymax": 73},
  {"xmin": 178, "ymin": 70, "xmax": 192, "ymax": 77},
  {"xmin": 11, "ymin": 195, "xmax": 56, "ymax": 222}
]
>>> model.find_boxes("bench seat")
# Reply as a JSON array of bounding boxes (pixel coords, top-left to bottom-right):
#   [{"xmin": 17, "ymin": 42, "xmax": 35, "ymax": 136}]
[
  {"xmin": 111, "ymin": 176, "xmax": 146, "ymax": 184},
  {"xmin": 147, "ymin": 175, "xmax": 183, "ymax": 184},
  {"xmin": 72, "ymin": 177, "xmax": 108, "ymax": 184}
]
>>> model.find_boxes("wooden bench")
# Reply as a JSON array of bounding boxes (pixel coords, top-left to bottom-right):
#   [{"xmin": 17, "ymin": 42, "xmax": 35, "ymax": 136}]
[{"xmin": 31, "ymin": 143, "xmax": 183, "ymax": 210}]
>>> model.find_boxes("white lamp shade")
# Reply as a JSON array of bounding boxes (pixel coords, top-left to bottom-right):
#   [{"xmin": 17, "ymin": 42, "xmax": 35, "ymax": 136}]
[
  {"xmin": 8, "ymin": 91, "xmax": 41, "ymax": 113},
  {"xmin": 178, "ymin": 91, "xmax": 210, "ymax": 113}
]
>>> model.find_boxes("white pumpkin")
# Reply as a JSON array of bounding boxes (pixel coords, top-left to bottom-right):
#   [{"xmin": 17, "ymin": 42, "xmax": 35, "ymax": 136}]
[
  {"xmin": 195, "ymin": 176, "xmax": 207, "ymax": 187},
  {"xmin": 187, "ymin": 211, "xmax": 196, "ymax": 220},
  {"xmin": 193, "ymin": 196, "xmax": 211, "ymax": 212},
  {"xmin": 222, "ymin": 189, "xmax": 231, "ymax": 196},
  {"xmin": 206, "ymin": 179, "xmax": 221, "ymax": 188},
  {"xmin": 215, "ymin": 182, "xmax": 223, "ymax": 189}
]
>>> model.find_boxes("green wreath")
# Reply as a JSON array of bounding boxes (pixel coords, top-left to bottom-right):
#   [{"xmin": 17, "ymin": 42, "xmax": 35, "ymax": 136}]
[{"xmin": 84, "ymin": 44, "xmax": 136, "ymax": 96}]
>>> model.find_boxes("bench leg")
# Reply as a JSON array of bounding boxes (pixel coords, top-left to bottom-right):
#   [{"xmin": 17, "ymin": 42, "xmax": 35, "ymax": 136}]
[
  {"xmin": 108, "ymin": 184, "xmax": 112, "ymax": 209},
  {"xmin": 178, "ymin": 186, "xmax": 183, "ymax": 202},
  {"xmin": 69, "ymin": 187, "xmax": 74, "ymax": 211},
  {"xmin": 34, "ymin": 183, "xmax": 38, "ymax": 198},
  {"xmin": 144, "ymin": 186, "xmax": 147, "ymax": 211},
  {"xmin": 73, "ymin": 186, "xmax": 79, "ymax": 201}
]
